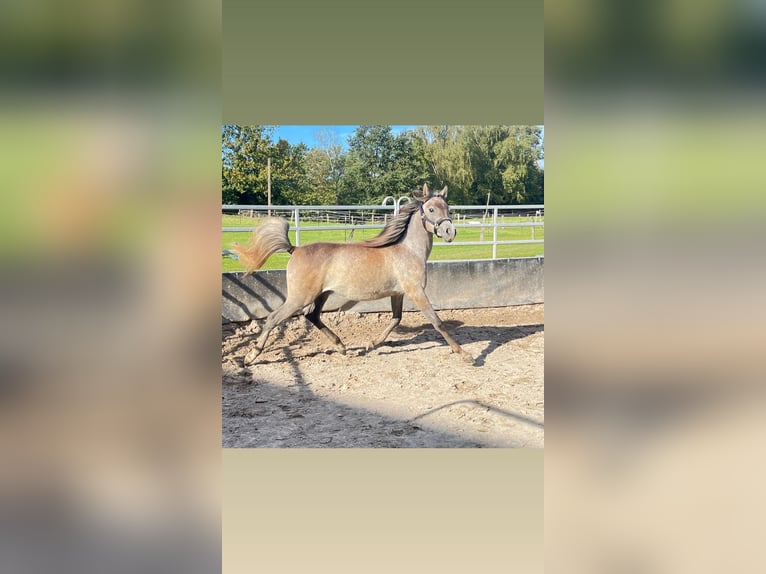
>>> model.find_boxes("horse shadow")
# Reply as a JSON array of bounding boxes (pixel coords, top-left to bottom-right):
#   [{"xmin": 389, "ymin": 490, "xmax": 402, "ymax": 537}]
[
  {"xmin": 225, "ymin": 318, "xmax": 543, "ymax": 368},
  {"xmin": 374, "ymin": 320, "xmax": 544, "ymax": 366}
]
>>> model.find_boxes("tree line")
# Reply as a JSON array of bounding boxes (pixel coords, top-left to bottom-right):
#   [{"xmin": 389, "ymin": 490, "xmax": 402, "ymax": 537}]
[{"xmin": 222, "ymin": 125, "xmax": 544, "ymax": 206}]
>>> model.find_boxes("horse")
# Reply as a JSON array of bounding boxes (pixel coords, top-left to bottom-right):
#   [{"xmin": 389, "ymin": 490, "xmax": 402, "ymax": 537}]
[{"xmin": 231, "ymin": 184, "xmax": 474, "ymax": 365}]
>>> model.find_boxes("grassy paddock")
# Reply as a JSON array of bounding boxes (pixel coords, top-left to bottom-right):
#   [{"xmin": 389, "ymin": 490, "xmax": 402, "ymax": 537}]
[{"xmin": 222, "ymin": 213, "xmax": 544, "ymax": 272}]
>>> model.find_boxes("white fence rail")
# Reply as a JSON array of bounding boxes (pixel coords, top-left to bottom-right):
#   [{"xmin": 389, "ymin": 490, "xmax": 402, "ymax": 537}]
[{"xmin": 223, "ymin": 203, "xmax": 544, "ymax": 260}]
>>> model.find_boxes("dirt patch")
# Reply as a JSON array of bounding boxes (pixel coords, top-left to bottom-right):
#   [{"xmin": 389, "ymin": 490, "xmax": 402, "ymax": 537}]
[{"xmin": 222, "ymin": 304, "xmax": 543, "ymax": 447}]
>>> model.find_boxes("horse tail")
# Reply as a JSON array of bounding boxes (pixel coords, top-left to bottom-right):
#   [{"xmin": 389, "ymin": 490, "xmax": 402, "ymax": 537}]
[{"xmin": 230, "ymin": 217, "xmax": 294, "ymax": 273}]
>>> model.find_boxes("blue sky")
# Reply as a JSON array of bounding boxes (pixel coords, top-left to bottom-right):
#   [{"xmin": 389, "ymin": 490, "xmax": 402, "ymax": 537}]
[
  {"xmin": 269, "ymin": 125, "xmax": 416, "ymax": 149},
  {"xmin": 270, "ymin": 125, "xmax": 544, "ymax": 168}
]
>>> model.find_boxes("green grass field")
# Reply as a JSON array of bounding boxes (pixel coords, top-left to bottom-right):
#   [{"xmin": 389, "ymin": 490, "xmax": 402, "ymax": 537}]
[{"xmin": 222, "ymin": 213, "xmax": 544, "ymax": 272}]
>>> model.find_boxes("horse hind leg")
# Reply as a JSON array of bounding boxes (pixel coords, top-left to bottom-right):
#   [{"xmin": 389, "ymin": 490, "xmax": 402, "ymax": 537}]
[
  {"xmin": 244, "ymin": 296, "xmax": 307, "ymax": 365},
  {"xmin": 305, "ymin": 291, "xmax": 346, "ymax": 355},
  {"xmin": 366, "ymin": 294, "xmax": 404, "ymax": 351}
]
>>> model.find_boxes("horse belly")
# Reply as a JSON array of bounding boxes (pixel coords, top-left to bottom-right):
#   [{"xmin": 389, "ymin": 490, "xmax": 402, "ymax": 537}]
[
  {"xmin": 345, "ymin": 286, "xmax": 400, "ymax": 301},
  {"xmin": 330, "ymin": 276, "xmax": 400, "ymax": 301}
]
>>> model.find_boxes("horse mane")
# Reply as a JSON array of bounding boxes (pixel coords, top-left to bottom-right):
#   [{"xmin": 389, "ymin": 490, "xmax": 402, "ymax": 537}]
[{"xmin": 360, "ymin": 197, "xmax": 425, "ymax": 248}]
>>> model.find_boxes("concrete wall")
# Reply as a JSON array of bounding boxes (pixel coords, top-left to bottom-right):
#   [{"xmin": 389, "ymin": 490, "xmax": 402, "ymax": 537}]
[{"xmin": 222, "ymin": 257, "xmax": 544, "ymax": 322}]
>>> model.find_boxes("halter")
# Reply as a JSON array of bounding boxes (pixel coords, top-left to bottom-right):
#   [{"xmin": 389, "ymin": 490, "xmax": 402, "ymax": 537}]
[{"xmin": 419, "ymin": 200, "xmax": 452, "ymax": 237}]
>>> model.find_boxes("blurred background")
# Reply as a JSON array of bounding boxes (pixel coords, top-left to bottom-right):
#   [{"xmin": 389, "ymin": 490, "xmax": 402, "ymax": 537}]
[
  {"xmin": 0, "ymin": 1, "xmax": 221, "ymax": 572},
  {"xmin": 546, "ymin": 0, "xmax": 766, "ymax": 572}
]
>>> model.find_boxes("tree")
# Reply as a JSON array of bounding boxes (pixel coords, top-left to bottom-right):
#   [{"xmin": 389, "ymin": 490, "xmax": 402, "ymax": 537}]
[
  {"xmin": 415, "ymin": 126, "xmax": 474, "ymax": 204},
  {"xmin": 494, "ymin": 126, "xmax": 544, "ymax": 204},
  {"xmin": 396, "ymin": 130, "xmax": 431, "ymax": 195},
  {"xmin": 301, "ymin": 128, "xmax": 346, "ymax": 205},
  {"xmin": 303, "ymin": 147, "xmax": 342, "ymax": 205},
  {"xmin": 222, "ymin": 124, "xmax": 544, "ymax": 207},
  {"xmin": 222, "ymin": 126, "xmax": 317, "ymax": 205},
  {"xmin": 221, "ymin": 125, "xmax": 274, "ymax": 204},
  {"xmin": 463, "ymin": 125, "xmax": 508, "ymax": 204},
  {"xmin": 268, "ymin": 139, "xmax": 309, "ymax": 205},
  {"xmin": 341, "ymin": 125, "xmax": 428, "ymax": 204},
  {"xmin": 528, "ymin": 165, "xmax": 544, "ymax": 205},
  {"xmin": 222, "ymin": 174, "xmax": 238, "ymax": 205},
  {"xmin": 457, "ymin": 125, "xmax": 544, "ymax": 205}
]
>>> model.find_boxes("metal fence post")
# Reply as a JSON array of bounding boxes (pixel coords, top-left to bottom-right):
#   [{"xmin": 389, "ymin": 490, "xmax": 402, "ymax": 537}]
[
  {"xmin": 294, "ymin": 208, "xmax": 301, "ymax": 246},
  {"xmin": 492, "ymin": 207, "xmax": 498, "ymax": 259}
]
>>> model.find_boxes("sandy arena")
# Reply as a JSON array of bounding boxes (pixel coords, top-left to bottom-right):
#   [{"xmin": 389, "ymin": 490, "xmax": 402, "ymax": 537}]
[{"xmin": 222, "ymin": 304, "xmax": 543, "ymax": 447}]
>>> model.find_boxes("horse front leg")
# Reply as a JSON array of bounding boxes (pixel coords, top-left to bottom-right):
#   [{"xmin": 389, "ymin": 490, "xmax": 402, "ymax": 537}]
[
  {"xmin": 405, "ymin": 287, "xmax": 474, "ymax": 365},
  {"xmin": 366, "ymin": 294, "xmax": 404, "ymax": 351}
]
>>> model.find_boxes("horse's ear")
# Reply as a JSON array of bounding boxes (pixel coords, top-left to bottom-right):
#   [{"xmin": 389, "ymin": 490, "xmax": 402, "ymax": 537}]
[
  {"xmin": 438, "ymin": 185, "xmax": 448, "ymax": 199},
  {"xmin": 422, "ymin": 182, "xmax": 429, "ymax": 196}
]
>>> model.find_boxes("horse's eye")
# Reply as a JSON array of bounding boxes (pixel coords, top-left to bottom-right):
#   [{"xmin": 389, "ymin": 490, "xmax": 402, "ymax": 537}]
[{"xmin": 429, "ymin": 207, "xmax": 434, "ymax": 213}]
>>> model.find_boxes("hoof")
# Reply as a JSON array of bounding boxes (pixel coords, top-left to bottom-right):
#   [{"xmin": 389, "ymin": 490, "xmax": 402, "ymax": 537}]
[
  {"xmin": 244, "ymin": 349, "xmax": 261, "ymax": 365},
  {"xmin": 459, "ymin": 350, "xmax": 475, "ymax": 365}
]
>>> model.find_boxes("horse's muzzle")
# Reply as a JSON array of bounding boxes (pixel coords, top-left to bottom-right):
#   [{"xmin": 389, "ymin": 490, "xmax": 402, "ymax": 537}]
[{"xmin": 437, "ymin": 220, "xmax": 457, "ymax": 242}]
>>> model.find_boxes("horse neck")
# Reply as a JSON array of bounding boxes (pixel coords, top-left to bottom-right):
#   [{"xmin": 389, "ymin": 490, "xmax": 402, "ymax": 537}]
[{"xmin": 401, "ymin": 209, "xmax": 433, "ymax": 260}]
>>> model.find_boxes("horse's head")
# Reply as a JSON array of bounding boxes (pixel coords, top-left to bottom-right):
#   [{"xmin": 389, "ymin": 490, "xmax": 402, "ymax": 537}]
[{"xmin": 419, "ymin": 184, "xmax": 456, "ymax": 242}]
